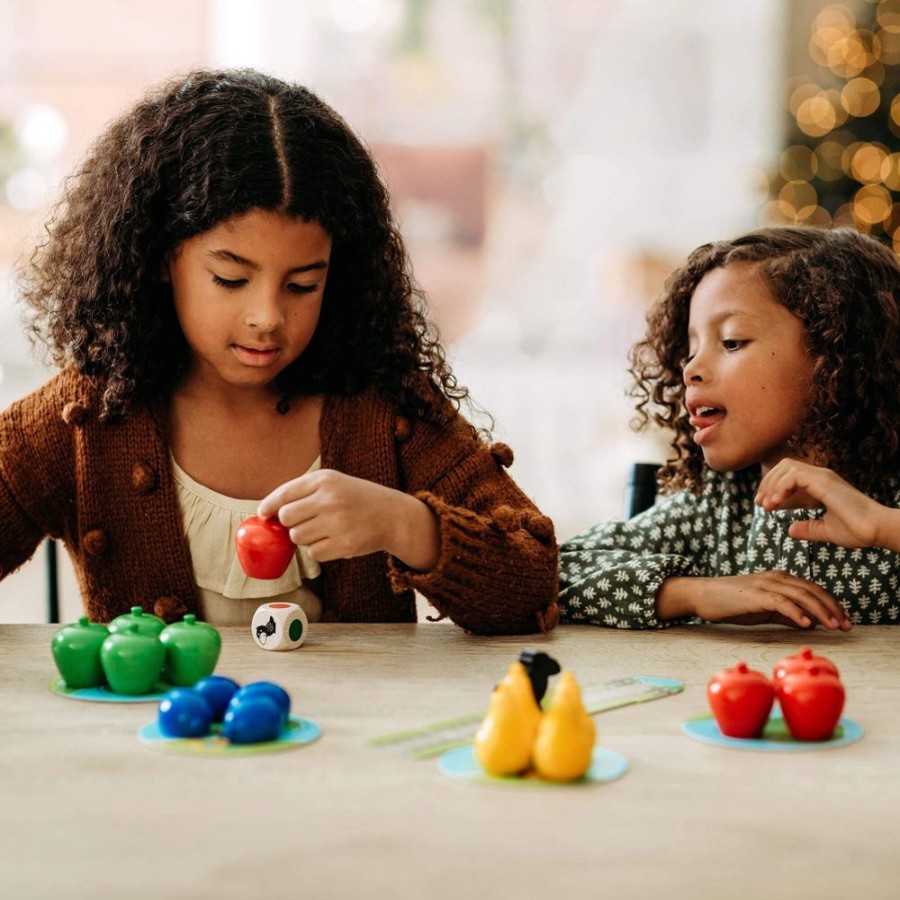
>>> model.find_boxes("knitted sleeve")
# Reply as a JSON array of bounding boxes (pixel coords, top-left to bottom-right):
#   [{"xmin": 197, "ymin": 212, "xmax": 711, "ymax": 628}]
[
  {"xmin": 558, "ymin": 487, "xmax": 717, "ymax": 629},
  {"xmin": 0, "ymin": 374, "xmax": 77, "ymax": 578},
  {"xmin": 387, "ymin": 413, "xmax": 559, "ymax": 636}
]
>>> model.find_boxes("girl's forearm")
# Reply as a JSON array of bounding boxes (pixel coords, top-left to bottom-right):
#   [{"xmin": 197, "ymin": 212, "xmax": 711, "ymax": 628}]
[
  {"xmin": 655, "ymin": 577, "xmax": 698, "ymax": 621},
  {"xmin": 386, "ymin": 493, "xmax": 442, "ymax": 571},
  {"xmin": 874, "ymin": 504, "xmax": 900, "ymax": 553}
]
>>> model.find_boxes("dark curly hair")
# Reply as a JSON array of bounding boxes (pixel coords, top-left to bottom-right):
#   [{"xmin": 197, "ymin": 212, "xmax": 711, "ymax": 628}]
[
  {"xmin": 629, "ymin": 226, "xmax": 900, "ymax": 501},
  {"xmin": 20, "ymin": 68, "xmax": 474, "ymax": 426}
]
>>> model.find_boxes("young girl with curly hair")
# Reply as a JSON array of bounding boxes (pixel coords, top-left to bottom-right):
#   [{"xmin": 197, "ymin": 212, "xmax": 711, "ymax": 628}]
[
  {"xmin": 1, "ymin": 68, "xmax": 558, "ymax": 635},
  {"xmin": 560, "ymin": 226, "xmax": 900, "ymax": 630}
]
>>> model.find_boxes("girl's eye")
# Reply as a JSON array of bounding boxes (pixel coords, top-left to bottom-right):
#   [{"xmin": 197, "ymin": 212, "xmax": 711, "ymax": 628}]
[
  {"xmin": 288, "ymin": 283, "xmax": 318, "ymax": 295},
  {"xmin": 212, "ymin": 275, "xmax": 246, "ymax": 289},
  {"xmin": 722, "ymin": 339, "xmax": 747, "ymax": 352}
]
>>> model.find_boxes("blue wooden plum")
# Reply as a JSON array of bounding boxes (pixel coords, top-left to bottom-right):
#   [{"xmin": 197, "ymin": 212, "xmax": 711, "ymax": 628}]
[
  {"xmin": 158, "ymin": 688, "xmax": 213, "ymax": 738},
  {"xmin": 193, "ymin": 675, "xmax": 241, "ymax": 721},
  {"xmin": 222, "ymin": 695, "xmax": 283, "ymax": 744}
]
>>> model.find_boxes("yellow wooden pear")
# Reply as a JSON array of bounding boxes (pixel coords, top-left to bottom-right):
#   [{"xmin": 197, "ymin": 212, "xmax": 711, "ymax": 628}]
[
  {"xmin": 500, "ymin": 661, "xmax": 542, "ymax": 734},
  {"xmin": 532, "ymin": 671, "xmax": 596, "ymax": 782},
  {"xmin": 473, "ymin": 682, "xmax": 537, "ymax": 776}
]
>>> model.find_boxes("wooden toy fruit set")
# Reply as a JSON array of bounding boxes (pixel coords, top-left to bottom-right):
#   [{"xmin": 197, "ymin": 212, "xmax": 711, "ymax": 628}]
[
  {"xmin": 473, "ymin": 660, "xmax": 596, "ymax": 782},
  {"xmin": 707, "ymin": 647, "xmax": 846, "ymax": 742},
  {"xmin": 51, "ymin": 608, "xmax": 221, "ymax": 696},
  {"xmin": 157, "ymin": 676, "xmax": 291, "ymax": 744}
]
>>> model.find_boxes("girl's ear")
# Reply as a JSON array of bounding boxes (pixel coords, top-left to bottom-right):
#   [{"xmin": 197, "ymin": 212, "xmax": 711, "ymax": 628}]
[{"xmin": 160, "ymin": 257, "xmax": 171, "ymax": 283}]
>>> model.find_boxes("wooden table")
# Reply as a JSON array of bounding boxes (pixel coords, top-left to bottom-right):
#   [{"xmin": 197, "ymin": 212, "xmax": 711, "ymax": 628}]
[{"xmin": 2, "ymin": 623, "xmax": 898, "ymax": 899}]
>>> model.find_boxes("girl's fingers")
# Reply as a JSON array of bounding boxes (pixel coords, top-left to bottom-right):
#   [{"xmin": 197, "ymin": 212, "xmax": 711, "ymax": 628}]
[
  {"xmin": 275, "ymin": 497, "xmax": 322, "ymax": 529},
  {"xmin": 257, "ymin": 470, "xmax": 328, "ymax": 518},
  {"xmin": 767, "ymin": 577, "xmax": 847, "ymax": 629},
  {"xmin": 787, "ymin": 518, "xmax": 828, "ymax": 543}
]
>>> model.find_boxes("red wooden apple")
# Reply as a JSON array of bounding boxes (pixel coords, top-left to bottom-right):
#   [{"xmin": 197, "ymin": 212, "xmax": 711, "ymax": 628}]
[
  {"xmin": 707, "ymin": 661, "xmax": 775, "ymax": 738},
  {"xmin": 772, "ymin": 647, "xmax": 839, "ymax": 689},
  {"xmin": 234, "ymin": 516, "xmax": 295, "ymax": 580},
  {"xmin": 777, "ymin": 665, "xmax": 845, "ymax": 741}
]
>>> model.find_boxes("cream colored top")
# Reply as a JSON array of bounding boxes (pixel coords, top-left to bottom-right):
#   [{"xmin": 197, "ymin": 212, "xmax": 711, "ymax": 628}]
[{"xmin": 171, "ymin": 455, "xmax": 323, "ymax": 627}]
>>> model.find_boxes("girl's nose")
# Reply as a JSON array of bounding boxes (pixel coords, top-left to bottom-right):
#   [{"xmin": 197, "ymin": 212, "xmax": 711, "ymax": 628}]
[
  {"xmin": 682, "ymin": 351, "xmax": 707, "ymax": 385},
  {"xmin": 244, "ymin": 290, "xmax": 283, "ymax": 331}
]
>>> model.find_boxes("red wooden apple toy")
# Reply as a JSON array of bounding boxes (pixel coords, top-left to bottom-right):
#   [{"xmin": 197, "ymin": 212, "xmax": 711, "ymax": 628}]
[
  {"xmin": 707, "ymin": 662, "xmax": 775, "ymax": 738},
  {"xmin": 777, "ymin": 665, "xmax": 845, "ymax": 741},
  {"xmin": 772, "ymin": 647, "xmax": 839, "ymax": 689},
  {"xmin": 235, "ymin": 516, "xmax": 295, "ymax": 580}
]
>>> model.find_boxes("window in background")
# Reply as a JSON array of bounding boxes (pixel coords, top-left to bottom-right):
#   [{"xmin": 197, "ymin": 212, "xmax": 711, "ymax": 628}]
[{"xmin": 0, "ymin": 0, "xmax": 794, "ymax": 620}]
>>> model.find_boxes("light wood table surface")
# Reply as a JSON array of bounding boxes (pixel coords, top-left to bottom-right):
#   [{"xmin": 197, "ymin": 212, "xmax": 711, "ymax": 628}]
[{"xmin": 2, "ymin": 622, "xmax": 898, "ymax": 900}]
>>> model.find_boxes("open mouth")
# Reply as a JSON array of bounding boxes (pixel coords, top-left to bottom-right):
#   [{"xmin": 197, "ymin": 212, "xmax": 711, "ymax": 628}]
[{"xmin": 689, "ymin": 405, "xmax": 725, "ymax": 443}]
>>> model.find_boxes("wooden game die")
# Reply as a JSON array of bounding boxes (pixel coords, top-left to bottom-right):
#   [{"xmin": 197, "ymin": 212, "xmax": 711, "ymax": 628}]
[{"xmin": 251, "ymin": 602, "xmax": 308, "ymax": 652}]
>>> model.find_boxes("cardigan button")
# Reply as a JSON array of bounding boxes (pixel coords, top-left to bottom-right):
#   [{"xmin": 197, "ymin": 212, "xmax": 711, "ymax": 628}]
[
  {"xmin": 489, "ymin": 442, "xmax": 514, "ymax": 468},
  {"xmin": 153, "ymin": 595, "xmax": 187, "ymax": 623},
  {"xmin": 492, "ymin": 505, "xmax": 521, "ymax": 532},
  {"xmin": 524, "ymin": 514, "xmax": 554, "ymax": 542},
  {"xmin": 394, "ymin": 416, "xmax": 412, "ymax": 442},
  {"xmin": 82, "ymin": 529, "xmax": 109, "ymax": 557},
  {"xmin": 132, "ymin": 462, "xmax": 158, "ymax": 494},
  {"xmin": 61, "ymin": 402, "xmax": 88, "ymax": 426},
  {"xmin": 537, "ymin": 601, "xmax": 560, "ymax": 633}
]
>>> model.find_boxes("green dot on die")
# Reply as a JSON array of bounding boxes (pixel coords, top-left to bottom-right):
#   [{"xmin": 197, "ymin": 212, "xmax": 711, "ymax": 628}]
[{"xmin": 289, "ymin": 618, "xmax": 303, "ymax": 641}]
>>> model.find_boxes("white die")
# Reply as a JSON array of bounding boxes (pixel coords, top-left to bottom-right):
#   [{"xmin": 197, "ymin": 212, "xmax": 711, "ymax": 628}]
[{"xmin": 251, "ymin": 602, "xmax": 308, "ymax": 651}]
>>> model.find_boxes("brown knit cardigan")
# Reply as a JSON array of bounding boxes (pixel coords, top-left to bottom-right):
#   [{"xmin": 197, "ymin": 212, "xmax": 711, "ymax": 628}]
[{"xmin": 0, "ymin": 369, "xmax": 559, "ymax": 634}]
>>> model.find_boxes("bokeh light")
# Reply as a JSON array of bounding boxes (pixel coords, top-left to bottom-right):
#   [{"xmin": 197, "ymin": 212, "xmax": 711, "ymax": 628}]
[
  {"xmin": 841, "ymin": 76, "xmax": 881, "ymax": 116},
  {"xmin": 852, "ymin": 183, "xmax": 893, "ymax": 224},
  {"xmin": 768, "ymin": 1, "xmax": 900, "ymax": 246}
]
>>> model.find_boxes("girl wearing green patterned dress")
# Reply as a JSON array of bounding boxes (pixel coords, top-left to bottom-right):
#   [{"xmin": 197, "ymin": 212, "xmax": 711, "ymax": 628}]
[{"xmin": 560, "ymin": 226, "xmax": 900, "ymax": 630}]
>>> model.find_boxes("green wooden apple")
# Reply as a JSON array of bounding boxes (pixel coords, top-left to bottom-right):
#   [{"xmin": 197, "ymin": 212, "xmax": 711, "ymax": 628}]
[
  {"xmin": 159, "ymin": 615, "xmax": 221, "ymax": 686},
  {"xmin": 107, "ymin": 605, "xmax": 166, "ymax": 638},
  {"xmin": 100, "ymin": 624, "xmax": 165, "ymax": 695},
  {"xmin": 51, "ymin": 616, "xmax": 110, "ymax": 688}
]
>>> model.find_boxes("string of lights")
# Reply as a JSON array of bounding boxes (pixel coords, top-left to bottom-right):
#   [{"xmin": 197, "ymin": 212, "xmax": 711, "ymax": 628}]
[{"xmin": 765, "ymin": 0, "xmax": 900, "ymax": 249}]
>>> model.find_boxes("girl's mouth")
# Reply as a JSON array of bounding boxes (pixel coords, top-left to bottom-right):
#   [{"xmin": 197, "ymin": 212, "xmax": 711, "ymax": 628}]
[
  {"xmin": 232, "ymin": 345, "xmax": 281, "ymax": 367},
  {"xmin": 689, "ymin": 407, "xmax": 725, "ymax": 445}
]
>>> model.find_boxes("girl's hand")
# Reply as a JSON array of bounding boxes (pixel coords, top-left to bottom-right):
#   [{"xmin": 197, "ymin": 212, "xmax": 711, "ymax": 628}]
[
  {"xmin": 657, "ymin": 573, "xmax": 852, "ymax": 631},
  {"xmin": 756, "ymin": 458, "xmax": 885, "ymax": 548},
  {"xmin": 257, "ymin": 469, "xmax": 441, "ymax": 571}
]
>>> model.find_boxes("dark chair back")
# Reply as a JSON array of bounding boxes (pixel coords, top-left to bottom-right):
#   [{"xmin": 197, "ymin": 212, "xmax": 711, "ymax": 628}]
[
  {"xmin": 624, "ymin": 462, "xmax": 660, "ymax": 518},
  {"xmin": 46, "ymin": 539, "xmax": 60, "ymax": 623}
]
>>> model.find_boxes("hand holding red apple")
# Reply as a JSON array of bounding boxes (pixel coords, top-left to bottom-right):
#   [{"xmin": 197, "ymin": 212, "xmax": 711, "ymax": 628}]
[
  {"xmin": 235, "ymin": 516, "xmax": 295, "ymax": 579},
  {"xmin": 256, "ymin": 468, "xmax": 441, "ymax": 572}
]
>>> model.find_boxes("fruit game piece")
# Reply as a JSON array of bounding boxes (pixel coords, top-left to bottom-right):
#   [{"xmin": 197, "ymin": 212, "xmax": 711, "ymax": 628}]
[
  {"xmin": 473, "ymin": 682, "xmax": 536, "ymax": 777},
  {"xmin": 772, "ymin": 647, "xmax": 839, "ymax": 689},
  {"xmin": 499, "ymin": 662, "xmax": 542, "ymax": 732},
  {"xmin": 235, "ymin": 516, "xmax": 295, "ymax": 579},
  {"xmin": 100, "ymin": 624, "xmax": 166, "ymax": 695},
  {"xmin": 51, "ymin": 616, "xmax": 110, "ymax": 689},
  {"xmin": 159, "ymin": 615, "xmax": 222, "ymax": 686},
  {"xmin": 777, "ymin": 665, "xmax": 845, "ymax": 741},
  {"xmin": 107, "ymin": 606, "xmax": 166, "ymax": 638},
  {"xmin": 230, "ymin": 681, "xmax": 292, "ymax": 727},
  {"xmin": 193, "ymin": 675, "xmax": 241, "ymax": 721},
  {"xmin": 251, "ymin": 602, "xmax": 308, "ymax": 651},
  {"xmin": 158, "ymin": 688, "xmax": 214, "ymax": 738},
  {"xmin": 518, "ymin": 649, "xmax": 561, "ymax": 703},
  {"xmin": 222, "ymin": 695, "xmax": 283, "ymax": 744},
  {"xmin": 532, "ymin": 671, "xmax": 596, "ymax": 782},
  {"xmin": 707, "ymin": 662, "xmax": 774, "ymax": 739}
]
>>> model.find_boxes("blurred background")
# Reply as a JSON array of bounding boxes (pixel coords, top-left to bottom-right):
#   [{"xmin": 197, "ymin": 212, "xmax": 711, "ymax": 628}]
[{"xmin": 2, "ymin": 0, "xmax": 898, "ymax": 620}]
